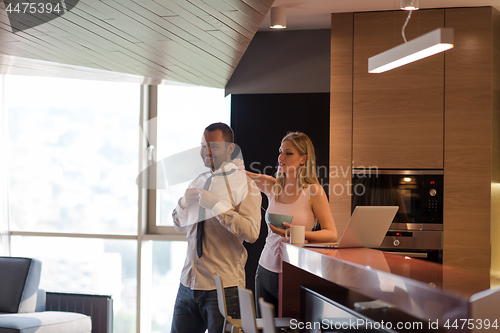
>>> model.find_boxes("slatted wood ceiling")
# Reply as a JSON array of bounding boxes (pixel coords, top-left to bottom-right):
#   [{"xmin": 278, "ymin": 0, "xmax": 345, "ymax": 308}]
[{"xmin": 0, "ymin": 0, "xmax": 273, "ymax": 87}]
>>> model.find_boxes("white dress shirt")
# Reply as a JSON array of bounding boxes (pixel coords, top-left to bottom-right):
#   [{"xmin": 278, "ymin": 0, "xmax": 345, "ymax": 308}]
[{"xmin": 172, "ymin": 162, "xmax": 262, "ymax": 290}]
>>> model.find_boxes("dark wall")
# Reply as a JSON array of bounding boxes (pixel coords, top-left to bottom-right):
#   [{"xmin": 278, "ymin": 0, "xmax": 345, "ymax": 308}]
[{"xmin": 231, "ymin": 92, "xmax": 330, "ymax": 292}]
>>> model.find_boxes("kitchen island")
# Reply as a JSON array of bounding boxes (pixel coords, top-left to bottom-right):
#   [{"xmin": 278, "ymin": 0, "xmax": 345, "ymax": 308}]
[{"xmin": 280, "ymin": 243, "xmax": 500, "ymax": 332}]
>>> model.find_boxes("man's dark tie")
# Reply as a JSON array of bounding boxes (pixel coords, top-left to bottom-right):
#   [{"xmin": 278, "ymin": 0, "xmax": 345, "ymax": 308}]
[{"xmin": 196, "ymin": 169, "xmax": 236, "ymax": 258}]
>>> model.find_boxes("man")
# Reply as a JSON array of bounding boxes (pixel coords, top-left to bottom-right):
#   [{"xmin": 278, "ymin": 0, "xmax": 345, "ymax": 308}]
[{"xmin": 171, "ymin": 122, "xmax": 261, "ymax": 333}]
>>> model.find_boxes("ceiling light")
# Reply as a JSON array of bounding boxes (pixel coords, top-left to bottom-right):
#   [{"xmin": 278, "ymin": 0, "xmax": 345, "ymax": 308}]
[
  {"xmin": 270, "ymin": 7, "xmax": 286, "ymax": 29},
  {"xmin": 401, "ymin": 0, "xmax": 419, "ymax": 11},
  {"xmin": 368, "ymin": 27, "xmax": 454, "ymax": 73}
]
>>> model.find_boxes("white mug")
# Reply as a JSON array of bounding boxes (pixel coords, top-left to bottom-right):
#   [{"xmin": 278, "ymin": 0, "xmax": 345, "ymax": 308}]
[{"xmin": 289, "ymin": 225, "xmax": 305, "ymax": 244}]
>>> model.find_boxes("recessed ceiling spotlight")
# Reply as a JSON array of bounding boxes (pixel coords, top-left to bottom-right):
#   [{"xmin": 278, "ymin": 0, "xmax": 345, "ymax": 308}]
[
  {"xmin": 270, "ymin": 7, "xmax": 286, "ymax": 29},
  {"xmin": 400, "ymin": 0, "xmax": 419, "ymax": 11}
]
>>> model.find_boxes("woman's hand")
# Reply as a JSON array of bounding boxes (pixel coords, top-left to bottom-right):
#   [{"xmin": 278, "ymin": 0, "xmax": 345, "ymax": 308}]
[
  {"xmin": 269, "ymin": 222, "xmax": 291, "ymax": 238},
  {"xmin": 306, "ymin": 184, "xmax": 338, "ymax": 243},
  {"xmin": 232, "ymin": 158, "xmax": 245, "ymax": 171}
]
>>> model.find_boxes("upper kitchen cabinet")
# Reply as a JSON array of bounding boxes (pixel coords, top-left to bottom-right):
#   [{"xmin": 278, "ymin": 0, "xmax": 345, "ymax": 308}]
[{"xmin": 352, "ymin": 10, "xmax": 445, "ymax": 169}]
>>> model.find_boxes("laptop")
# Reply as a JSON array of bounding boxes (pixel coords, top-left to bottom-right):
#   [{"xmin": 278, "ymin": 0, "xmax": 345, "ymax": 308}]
[{"xmin": 303, "ymin": 206, "xmax": 398, "ymax": 249}]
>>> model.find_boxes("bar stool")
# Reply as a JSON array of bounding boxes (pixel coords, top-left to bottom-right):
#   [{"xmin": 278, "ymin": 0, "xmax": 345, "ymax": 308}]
[
  {"xmin": 216, "ymin": 274, "xmax": 295, "ymax": 333},
  {"xmin": 237, "ymin": 286, "xmax": 296, "ymax": 333},
  {"xmin": 237, "ymin": 286, "xmax": 259, "ymax": 333},
  {"xmin": 258, "ymin": 298, "xmax": 277, "ymax": 333},
  {"xmin": 214, "ymin": 274, "xmax": 242, "ymax": 333}
]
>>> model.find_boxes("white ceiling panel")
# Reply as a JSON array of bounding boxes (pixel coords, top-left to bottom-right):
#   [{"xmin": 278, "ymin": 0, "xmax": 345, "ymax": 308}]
[{"xmin": 0, "ymin": 0, "xmax": 273, "ymax": 87}]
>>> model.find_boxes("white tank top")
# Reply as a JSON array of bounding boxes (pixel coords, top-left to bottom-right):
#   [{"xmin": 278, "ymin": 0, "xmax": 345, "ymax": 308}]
[{"xmin": 258, "ymin": 185, "xmax": 316, "ymax": 273}]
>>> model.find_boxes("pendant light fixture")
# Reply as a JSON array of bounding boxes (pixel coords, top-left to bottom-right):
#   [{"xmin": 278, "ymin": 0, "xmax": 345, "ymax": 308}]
[{"xmin": 368, "ymin": 0, "xmax": 454, "ymax": 73}]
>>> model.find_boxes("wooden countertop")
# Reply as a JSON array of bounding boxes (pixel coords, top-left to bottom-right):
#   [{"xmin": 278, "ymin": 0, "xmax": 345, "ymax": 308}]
[{"xmin": 281, "ymin": 243, "xmax": 500, "ymax": 328}]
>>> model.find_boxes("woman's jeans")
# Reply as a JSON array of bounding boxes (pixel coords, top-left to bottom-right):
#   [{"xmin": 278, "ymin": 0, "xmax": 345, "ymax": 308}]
[{"xmin": 255, "ymin": 264, "xmax": 279, "ymax": 317}]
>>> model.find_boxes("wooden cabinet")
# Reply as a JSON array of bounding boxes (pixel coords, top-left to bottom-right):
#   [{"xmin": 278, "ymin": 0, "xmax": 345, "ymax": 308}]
[
  {"xmin": 352, "ymin": 10, "xmax": 444, "ymax": 169},
  {"xmin": 330, "ymin": 13, "xmax": 354, "ymax": 235},
  {"xmin": 443, "ymin": 7, "xmax": 497, "ymax": 275}
]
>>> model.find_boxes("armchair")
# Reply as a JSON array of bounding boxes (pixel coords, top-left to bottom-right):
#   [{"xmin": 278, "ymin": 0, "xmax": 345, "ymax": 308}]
[{"xmin": 0, "ymin": 256, "xmax": 112, "ymax": 333}]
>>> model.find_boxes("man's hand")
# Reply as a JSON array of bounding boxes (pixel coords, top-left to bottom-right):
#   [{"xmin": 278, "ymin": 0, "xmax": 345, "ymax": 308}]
[
  {"xmin": 199, "ymin": 189, "xmax": 219, "ymax": 210},
  {"xmin": 179, "ymin": 188, "xmax": 201, "ymax": 208}
]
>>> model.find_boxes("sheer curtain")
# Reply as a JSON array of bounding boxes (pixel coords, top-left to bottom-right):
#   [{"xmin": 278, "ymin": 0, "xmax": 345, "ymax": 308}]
[{"xmin": 0, "ymin": 74, "xmax": 10, "ymax": 256}]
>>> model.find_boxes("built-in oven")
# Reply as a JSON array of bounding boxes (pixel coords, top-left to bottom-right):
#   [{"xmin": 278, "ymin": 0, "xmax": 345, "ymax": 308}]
[{"xmin": 352, "ymin": 169, "xmax": 443, "ymax": 263}]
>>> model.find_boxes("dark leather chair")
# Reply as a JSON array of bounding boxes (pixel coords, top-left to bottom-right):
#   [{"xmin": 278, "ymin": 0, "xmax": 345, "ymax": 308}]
[{"xmin": 0, "ymin": 256, "xmax": 92, "ymax": 333}]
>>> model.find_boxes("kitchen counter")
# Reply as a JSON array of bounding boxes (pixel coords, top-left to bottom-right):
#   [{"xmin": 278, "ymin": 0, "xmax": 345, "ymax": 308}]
[{"xmin": 280, "ymin": 243, "xmax": 500, "ymax": 332}]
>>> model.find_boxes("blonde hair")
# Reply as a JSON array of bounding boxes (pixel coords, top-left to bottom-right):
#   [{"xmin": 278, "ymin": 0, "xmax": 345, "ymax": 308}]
[{"xmin": 275, "ymin": 132, "xmax": 319, "ymax": 200}]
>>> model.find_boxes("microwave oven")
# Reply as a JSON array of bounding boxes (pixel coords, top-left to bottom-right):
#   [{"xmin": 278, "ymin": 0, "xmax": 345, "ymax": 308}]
[
  {"xmin": 352, "ymin": 169, "xmax": 443, "ymax": 225},
  {"xmin": 351, "ymin": 169, "xmax": 443, "ymax": 262}
]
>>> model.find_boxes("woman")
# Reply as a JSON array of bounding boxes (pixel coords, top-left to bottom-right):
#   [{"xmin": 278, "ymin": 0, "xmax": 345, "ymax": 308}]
[{"xmin": 239, "ymin": 132, "xmax": 337, "ymax": 315}]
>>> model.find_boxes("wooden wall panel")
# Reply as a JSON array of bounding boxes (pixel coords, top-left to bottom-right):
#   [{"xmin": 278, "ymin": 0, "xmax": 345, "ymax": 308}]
[
  {"xmin": 444, "ymin": 7, "xmax": 493, "ymax": 274},
  {"xmin": 492, "ymin": 183, "xmax": 500, "ymax": 285},
  {"xmin": 492, "ymin": 8, "xmax": 500, "ymax": 284},
  {"xmin": 330, "ymin": 13, "xmax": 353, "ymax": 236},
  {"xmin": 352, "ymin": 9, "xmax": 444, "ymax": 169}
]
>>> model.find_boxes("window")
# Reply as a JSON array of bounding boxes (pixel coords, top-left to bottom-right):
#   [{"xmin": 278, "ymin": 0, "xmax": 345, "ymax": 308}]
[
  {"xmin": 149, "ymin": 241, "xmax": 187, "ymax": 332},
  {"xmin": 155, "ymin": 85, "xmax": 230, "ymax": 227},
  {"xmin": 6, "ymin": 75, "xmax": 140, "ymax": 235}
]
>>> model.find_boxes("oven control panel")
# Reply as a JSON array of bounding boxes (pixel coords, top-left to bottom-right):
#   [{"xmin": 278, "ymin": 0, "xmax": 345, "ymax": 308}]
[
  {"xmin": 386, "ymin": 231, "xmax": 413, "ymax": 237},
  {"xmin": 378, "ymin": 230, "xmax": 443, "ymax": 250},
  {"xmin": 423, "ymin": 175, "xmax": 443, "ymax": 223}
]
